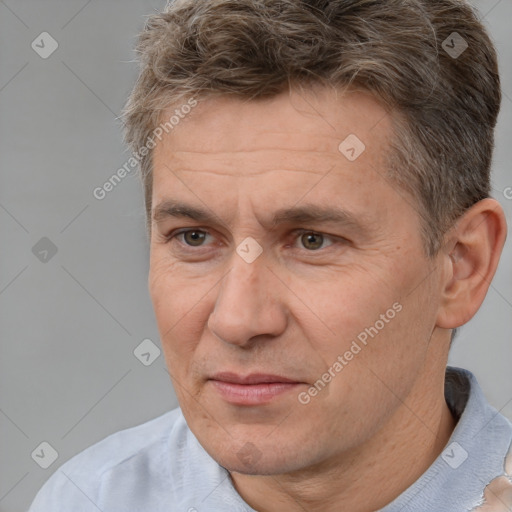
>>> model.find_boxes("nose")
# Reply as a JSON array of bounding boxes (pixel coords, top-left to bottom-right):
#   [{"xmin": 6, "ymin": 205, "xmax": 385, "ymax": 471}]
[{"xmin": 207, "ymin": 250, "xmax": 287, "ymax": 348}]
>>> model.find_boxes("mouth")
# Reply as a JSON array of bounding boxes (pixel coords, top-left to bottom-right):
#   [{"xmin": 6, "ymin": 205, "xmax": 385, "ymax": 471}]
[{"xmin": 208, "ymin": 372, "xmax": 304, "ymax": 405}]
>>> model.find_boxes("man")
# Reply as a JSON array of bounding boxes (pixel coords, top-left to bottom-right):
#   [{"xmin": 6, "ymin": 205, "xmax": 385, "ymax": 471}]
[{"xmin": 29, "ymin": 0, "xmax": 512, "ymax": 511}]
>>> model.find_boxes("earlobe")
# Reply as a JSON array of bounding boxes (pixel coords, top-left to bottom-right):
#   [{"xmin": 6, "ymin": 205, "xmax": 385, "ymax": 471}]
[{"xmin": 436, "ymin": 198, "xmax": 507, "ymax": 330}]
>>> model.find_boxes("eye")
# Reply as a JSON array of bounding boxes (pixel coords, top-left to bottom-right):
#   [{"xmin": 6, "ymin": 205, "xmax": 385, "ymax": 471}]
[
  {"xmin": 164, "ymin": 228, "xmax": 344, "ymax": 254},
  {"xmin": 294, "ymin": 230, "xmax": 335, "ymax": 251},
  {"xmin": 168, "ymin": 229, "xmax": 212, "ymax": 247}
]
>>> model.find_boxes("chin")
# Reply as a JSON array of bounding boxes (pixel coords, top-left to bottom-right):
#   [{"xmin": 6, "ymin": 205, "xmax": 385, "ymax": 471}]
[
  {"xmin": 201, "ymin": 434, "xmax": 313, "ymax": 476},
  {"xmin": 221, "ymin": 454, "xmax": 297, "ymax": 476}
]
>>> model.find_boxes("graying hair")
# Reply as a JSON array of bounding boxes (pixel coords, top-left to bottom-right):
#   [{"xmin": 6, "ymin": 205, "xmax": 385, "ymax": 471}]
[{"xmin": 122, "ymin": 0, "xmax": 501, "ymax": 258}]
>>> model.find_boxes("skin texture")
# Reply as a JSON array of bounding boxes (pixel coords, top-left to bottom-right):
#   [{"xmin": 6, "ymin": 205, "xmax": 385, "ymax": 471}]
[{"xmin": 149, "ymin": 86, "xmax": 507, "ymax": 512}]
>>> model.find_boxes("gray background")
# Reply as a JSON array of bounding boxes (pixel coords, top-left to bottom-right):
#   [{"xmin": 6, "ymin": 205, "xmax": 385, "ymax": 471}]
[{"xmin": 0, "ymin": 1, "xmax": 511, "ymax": 511}]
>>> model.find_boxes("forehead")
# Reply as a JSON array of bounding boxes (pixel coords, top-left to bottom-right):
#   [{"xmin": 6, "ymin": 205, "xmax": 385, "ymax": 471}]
[
  {"xmin": 153, "ymin": 87, "xmax": 393, "ymax": 172},
  {"xmin": 150, "ymin": 87, "xmax": 400, "ymax": 227}
]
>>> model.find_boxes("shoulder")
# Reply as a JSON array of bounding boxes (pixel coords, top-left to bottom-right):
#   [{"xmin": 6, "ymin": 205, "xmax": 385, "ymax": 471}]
[
  {"xmin": 65, "ymin": 407, "xmax": 184, "ymax": 475},
  {"xmin": 28, "ymin": 407, "xmax": 185, "ymax": 512}
]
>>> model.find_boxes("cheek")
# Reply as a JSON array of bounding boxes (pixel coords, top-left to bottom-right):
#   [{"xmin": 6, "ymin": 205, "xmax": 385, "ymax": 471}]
[
  {"xmin": 298, "ymin": 270, "xmax": 400, "ymax": 347},
  {"xmin": 149, "ymin": 262, "xmax": 204, "ymax": 356},
  {"xmin": 301, "ymin": 264, "xmax": 431, "ymax": 400},
  {"xmin": 149, "ymin": 248, "xmax": 211, "ymax": 325},
  {"xmin": 323, "ymin": 287, "xmax": 436, "ymax": 417}
]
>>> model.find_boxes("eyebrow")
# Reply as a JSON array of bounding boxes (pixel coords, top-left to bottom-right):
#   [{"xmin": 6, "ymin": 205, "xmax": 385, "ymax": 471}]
[{"xmin": 152, "ymin": 200, "xmax": 368, "ymax": 232}]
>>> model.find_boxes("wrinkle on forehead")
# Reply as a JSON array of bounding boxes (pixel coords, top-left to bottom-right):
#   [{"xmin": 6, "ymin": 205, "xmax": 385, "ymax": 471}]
[
  {"xmin": 158, "ymin": 150, "xmax": 338, "ymax": 177},
  {"xmin": 156, "ymin": 87, "xmax": 392, "ymax": 155},
  {"xmin": 151, "ymin": 87, "xmax": 397, "ymax": 234}
]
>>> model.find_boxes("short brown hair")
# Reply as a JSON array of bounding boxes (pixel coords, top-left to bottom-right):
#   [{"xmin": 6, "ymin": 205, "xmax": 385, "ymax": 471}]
[{"xmin": 122, "ymin": 0, "xmax": 501, "ymax": 256}]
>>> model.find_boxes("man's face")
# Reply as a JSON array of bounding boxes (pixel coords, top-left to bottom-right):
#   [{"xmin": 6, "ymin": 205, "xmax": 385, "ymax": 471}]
[{"xmin": 149, "ymin": 87, "xmax": 443, "ymax": 475}]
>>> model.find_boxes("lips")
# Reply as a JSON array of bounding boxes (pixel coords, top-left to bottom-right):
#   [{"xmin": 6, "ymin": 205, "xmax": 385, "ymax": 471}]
[
  {"xmin": 210, "ymin": 372, "xmax": 300, "ymax": 385},
  {"xmin": 208, "ymin": 372, "xmax": 303, "ymax": 405}
]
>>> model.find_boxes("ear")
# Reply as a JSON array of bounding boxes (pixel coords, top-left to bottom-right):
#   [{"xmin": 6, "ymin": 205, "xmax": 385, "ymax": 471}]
[{"xmin": 436, "ymin": 198, "xmax": 508, "ymax": 329}]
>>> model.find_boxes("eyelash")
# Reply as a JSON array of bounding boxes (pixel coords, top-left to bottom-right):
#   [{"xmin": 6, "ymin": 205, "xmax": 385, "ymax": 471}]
[{"xmin": 164, "ymin": 228, "xmax": 344, "ymax": 253}]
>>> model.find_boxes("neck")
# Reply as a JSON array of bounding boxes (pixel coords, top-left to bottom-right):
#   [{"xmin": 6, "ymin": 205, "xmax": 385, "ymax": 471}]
[{"xmin": 229, "ymin": 345, "xmax": 456, "ymax": 512}]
